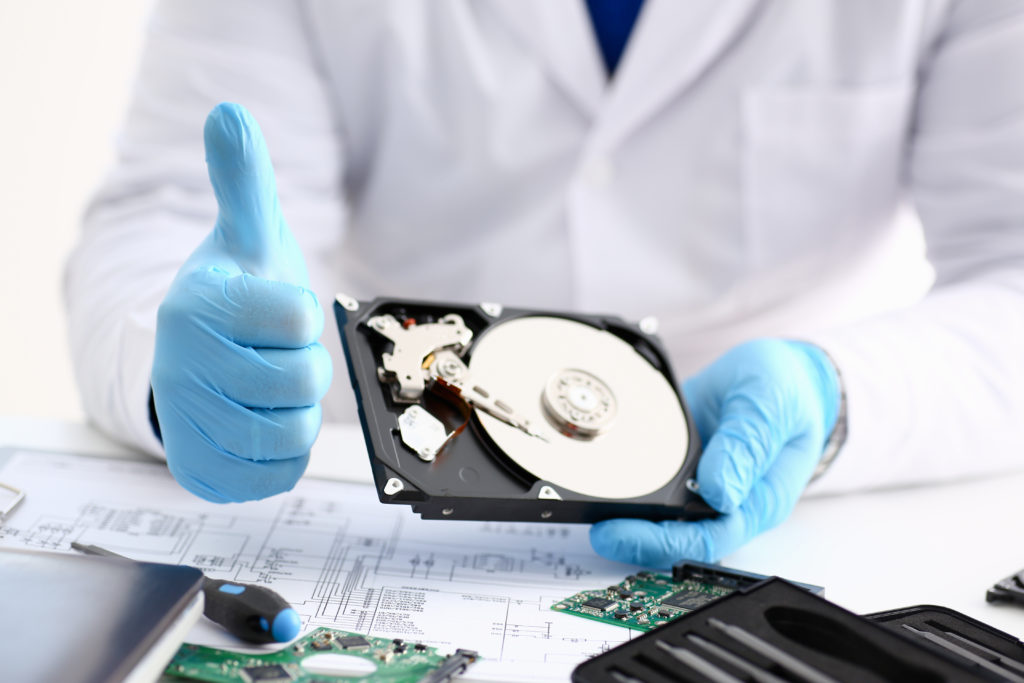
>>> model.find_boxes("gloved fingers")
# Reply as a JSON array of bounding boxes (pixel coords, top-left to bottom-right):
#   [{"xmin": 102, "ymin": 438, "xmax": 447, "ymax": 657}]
[
  {"xmin": 204, "ymin": 102, "xmax": 287, "ymax": 276},
  {"xmin": 695, "ymin": 392, "xmax": 783, "ymax": 514},
  {"xmin": 162, "ymin": 269, "xmax": 324, "ymax": 349},
  {"xmin": 179, "ymin": 399, "xmax": 323, "ymax": 463},
  {"xmin": 692, "ymin": 447, "xmax": 815, "ymax": 558},
  {"xmin": 757, "ymin": 435, "xmax": 821, "ymax": 526},
  {"xmin": 208, "ymin": 344, "xmax": 333, "ymax": 410},
  {"xmin": 681, "ymin": 373, "xmax": 721, "ymax": 446},
  {"xmin": 217, "ymin": 273, "xmax": 323, "ymax": 348},
  {"xmin": 590, "ymin": 518, "xmax": 714, "ymax": 568},
  {"xmin": 167, "ymin": 444, "xmax": 310, "ymax": 503},
  {"xmin": 590, "ymin": 451, "xmax": 811, "ymax": 568}
]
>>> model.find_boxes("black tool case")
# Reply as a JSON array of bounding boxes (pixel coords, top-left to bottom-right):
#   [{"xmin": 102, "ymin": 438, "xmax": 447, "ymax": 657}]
[
  {"xmin": 865, "ymin": 604, "xmax": 1024, "ymax": 681},
  {"xmin": 572, "ymin": 578, "xmax": 1024, "ymax": 682}
]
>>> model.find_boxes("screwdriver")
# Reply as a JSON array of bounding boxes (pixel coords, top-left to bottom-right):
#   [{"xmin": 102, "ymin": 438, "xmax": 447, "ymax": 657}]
[{"xmin": 71, "ymin": 542, "xmax": 301, "ymax": 644}]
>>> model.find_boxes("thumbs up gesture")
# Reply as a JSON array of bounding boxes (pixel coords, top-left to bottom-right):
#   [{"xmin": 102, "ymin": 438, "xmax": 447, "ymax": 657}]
[{"xmin": 151, "ymin": 103, "xmax": 332, "ymax": 502}]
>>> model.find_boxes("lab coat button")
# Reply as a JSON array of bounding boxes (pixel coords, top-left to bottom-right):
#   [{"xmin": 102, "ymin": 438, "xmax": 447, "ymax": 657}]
[{"xmin": 582, "ymin": 157, "xmax": 615, "ymax": 188}]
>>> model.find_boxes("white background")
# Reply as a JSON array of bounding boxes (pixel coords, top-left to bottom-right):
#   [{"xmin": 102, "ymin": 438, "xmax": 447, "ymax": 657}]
[{"xmin": 0, "ymin": 1, "xmax": 151, "ymax": 421}]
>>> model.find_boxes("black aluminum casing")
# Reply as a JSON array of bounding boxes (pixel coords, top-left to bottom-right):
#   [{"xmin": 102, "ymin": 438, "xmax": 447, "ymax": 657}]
[{"xmin": 335, "ymin": 296, "xmax": 712, "ymax": 523}]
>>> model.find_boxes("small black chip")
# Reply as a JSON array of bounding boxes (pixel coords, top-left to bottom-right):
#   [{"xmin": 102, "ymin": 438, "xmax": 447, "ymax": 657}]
[
  {"xmin": 660, "ymin": 589, "xmax": 719, "ymax": 613},
  {"xmin": 338, "ymin": 635, "xmax": 371, "ymax": 649},
  {"xmin": 617, "ymin": 589, "xmax": 633, "ymax": 599},
  {"xmin": 629, "ymin": 601, "xmax": 643, "ymax": 611},
  {"xmin": 614, "ymin": 610, "xmax": 629, "ymax": 620},
  {"xmin": 581, "ymin": 597, "xmax": 617, "ymax": 612},
  {"xmin": 242, "ymin": 664, "xmax": 293, "ymax": 682},
  {"xmin": 414, "ymin": 643, "xmax": 428, "ymax": 651}
]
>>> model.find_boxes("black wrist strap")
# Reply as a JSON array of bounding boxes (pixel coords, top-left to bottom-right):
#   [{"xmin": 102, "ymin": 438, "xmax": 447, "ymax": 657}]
[
  {"xmin": 148, "ymin": 388, "xmax": 163, "ymax": 444},
  {"xmin": 811, "ymin": 350, "xmax": 847, "ymax": 482}
]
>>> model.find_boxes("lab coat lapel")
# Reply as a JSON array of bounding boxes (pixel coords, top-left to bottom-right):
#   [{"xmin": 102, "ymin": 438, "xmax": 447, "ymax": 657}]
[
  {"xmin": 489, "ymin": 0, "xmax": 605, "ymax": 120},
  {"xmin": 595, "ymin": 0, "xmax": 765, "ymax": 148}
]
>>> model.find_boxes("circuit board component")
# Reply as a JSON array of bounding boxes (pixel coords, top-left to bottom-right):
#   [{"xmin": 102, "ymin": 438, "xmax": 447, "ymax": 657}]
[
  {"xmin": 551, "ymin": 561, "xmax": 823, "ymax": 632},
  {"xmin": 164, "ymin": 627, "xmax": 479, "ymax": 683}
]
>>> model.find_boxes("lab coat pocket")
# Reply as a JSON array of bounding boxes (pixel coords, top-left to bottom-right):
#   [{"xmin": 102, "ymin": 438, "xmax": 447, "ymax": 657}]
[{"xmin": 742, "ymin": 84, "xmax": 914, "ymax": 269}]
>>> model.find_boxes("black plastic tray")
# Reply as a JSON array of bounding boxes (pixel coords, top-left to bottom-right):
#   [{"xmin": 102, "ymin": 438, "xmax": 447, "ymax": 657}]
[{"xmin": 573, "ymin": 578, "xmax": 1021, "ymax": 682}]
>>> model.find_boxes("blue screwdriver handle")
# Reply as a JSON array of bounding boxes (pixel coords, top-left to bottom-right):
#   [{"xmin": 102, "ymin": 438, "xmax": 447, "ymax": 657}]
[
  {"xmin": 71, "ymin": 542, "xmax": 300, "ymax": 643},
  {"xmin": 202, "ymin": 577, "xmax": 300, "ymax": 643}
]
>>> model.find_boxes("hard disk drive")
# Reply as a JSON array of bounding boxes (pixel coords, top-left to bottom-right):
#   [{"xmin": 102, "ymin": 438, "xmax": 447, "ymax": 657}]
[{"xmin": 334, "ymin": 295, "xmax": 712, "ymax": 523}]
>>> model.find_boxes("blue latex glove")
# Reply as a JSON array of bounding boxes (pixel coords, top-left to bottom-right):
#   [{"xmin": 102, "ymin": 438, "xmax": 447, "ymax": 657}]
[
  {"xmin": 590, "ymin": 339, "xmax": 840, "ymax": 566},
  {"xmin": 151, "ymin": 103, "xmax": 332, "ymax": 503}
]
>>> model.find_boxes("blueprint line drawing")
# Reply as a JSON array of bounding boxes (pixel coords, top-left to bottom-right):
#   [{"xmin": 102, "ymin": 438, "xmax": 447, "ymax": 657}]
[{"xmin": 0, "ymin": 450, "xmax": 639, "ymax": 681}]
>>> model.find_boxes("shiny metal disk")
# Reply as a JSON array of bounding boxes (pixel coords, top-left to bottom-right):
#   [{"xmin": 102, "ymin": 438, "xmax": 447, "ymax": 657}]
[{"xmin": 468, "ymin": 316, "xmax": 689, "ymax": 499}]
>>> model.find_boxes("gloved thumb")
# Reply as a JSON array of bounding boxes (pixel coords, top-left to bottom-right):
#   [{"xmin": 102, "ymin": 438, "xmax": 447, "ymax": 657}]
[{"xmin": 204, "ymin": 102, "xmax": 289, "ymax": 278}]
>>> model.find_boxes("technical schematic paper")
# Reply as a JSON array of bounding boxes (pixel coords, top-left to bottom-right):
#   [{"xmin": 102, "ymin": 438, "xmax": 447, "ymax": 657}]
[{"xmin": 0, "ymin": 450, "xmax": 639, "ymax": 681}]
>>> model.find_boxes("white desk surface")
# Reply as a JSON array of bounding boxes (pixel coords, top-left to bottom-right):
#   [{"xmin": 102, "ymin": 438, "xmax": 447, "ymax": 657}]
[{"xmin": 3, "ymin": 415, "xmax": 1023, "ymax": 643}]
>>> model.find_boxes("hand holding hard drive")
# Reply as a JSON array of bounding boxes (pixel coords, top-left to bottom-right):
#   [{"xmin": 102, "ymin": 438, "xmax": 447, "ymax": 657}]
[
  {"xmin": 590, "ymin": 339, "xmax": 842, "ymax": 566},
  {"xmin": 336, "ymin": 299, "xmax": 841, "ymax": 563}
]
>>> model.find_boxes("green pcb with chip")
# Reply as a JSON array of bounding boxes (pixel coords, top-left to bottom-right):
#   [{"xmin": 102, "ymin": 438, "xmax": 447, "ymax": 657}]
[
  {"xmin": 164, "ymin": 627, "xmax": 478, "ymax": 683},
  {"xmin": 551, "ymin": 570, "xmax": 735, "ymax": 632},
  {"xmin": 551, "ymin": 561, "xmax": 824, "ymax": 632}
]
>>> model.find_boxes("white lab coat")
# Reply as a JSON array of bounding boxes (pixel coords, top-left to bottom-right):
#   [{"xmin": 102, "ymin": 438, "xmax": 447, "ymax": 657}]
[{"xmin": 67, "ymin": 0, "xmax": 1024, "ymax": 495}]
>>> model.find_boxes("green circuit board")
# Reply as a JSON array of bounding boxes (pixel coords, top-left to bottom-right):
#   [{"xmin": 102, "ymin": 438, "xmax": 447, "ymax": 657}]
[
  {"xmin": 551, "ymin": 570, "xmax": 738, "ymax": 632},
  {"xmin": 164, "ymin": 627, "xmax": 478, "ymax": 683}
]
